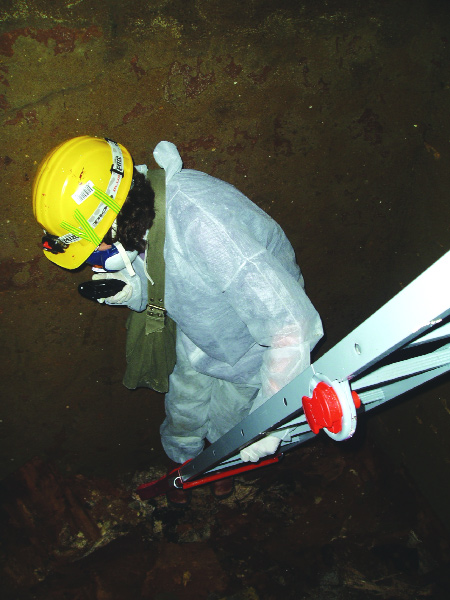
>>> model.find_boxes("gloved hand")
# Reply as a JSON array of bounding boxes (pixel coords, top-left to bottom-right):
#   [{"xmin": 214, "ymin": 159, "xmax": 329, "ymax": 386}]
[
  {"xmin": 240, "ymin": 435, "xmax": 281, "ymax": 463},
  {"xmin": 92, "ymin": 272, "xmax": 133, "ymax": 304}
]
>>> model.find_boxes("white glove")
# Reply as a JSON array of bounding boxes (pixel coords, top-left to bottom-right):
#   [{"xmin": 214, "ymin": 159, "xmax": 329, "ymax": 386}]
[
  {"xmin": 92, "ymin": 272, "xmax": 133, "ymax": 304},
  {"xmin": 240, "ymin": 435, "xmax": 281, "ymax": 463}
]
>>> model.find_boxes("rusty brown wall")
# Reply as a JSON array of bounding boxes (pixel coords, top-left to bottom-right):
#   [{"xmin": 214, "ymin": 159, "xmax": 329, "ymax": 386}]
[{"xmin": 1, "ymin": 0, "xmax": 450, "ymax": 525}]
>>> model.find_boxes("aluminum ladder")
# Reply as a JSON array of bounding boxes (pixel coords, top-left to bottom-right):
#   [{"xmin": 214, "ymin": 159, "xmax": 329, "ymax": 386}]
[{"xmin": 136, "ymin": 250, "xmax": 450, "ymax": 500}]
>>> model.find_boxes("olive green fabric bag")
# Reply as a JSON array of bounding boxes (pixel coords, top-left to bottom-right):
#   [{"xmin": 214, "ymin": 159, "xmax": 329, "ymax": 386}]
[{"xmin": 122, "ymin": 169, "xmax": 176, "ymax": 393}]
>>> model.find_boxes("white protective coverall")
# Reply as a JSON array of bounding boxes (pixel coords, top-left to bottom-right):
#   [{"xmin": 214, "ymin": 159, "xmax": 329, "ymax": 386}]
[{"xmin": 101, "ymin": 142, "xmax": 323, "ymax": 464}]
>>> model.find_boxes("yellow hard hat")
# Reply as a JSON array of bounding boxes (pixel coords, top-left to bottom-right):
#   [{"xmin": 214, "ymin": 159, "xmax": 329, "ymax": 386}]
[{"xmin": 32, "ymin": 136, "xmax": 133, "ymax": 269}]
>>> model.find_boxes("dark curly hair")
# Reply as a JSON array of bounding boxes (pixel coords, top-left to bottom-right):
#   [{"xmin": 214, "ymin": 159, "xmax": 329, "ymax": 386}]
[{"xmin": 103, "ymin": 168, "xmax": 155, "ymax": 253}]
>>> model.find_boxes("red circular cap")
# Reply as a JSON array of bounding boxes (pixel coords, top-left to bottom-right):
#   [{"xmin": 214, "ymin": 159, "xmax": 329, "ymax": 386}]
[{"xmin": 302, "ymin": 381, "xmax": 343, "ymax": 435}]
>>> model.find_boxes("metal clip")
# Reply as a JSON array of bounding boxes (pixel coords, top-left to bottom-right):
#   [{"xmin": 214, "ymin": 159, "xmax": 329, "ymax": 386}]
[{"xmin": 146, "ymin": 303, "xmax": 166, "ymax": 321}]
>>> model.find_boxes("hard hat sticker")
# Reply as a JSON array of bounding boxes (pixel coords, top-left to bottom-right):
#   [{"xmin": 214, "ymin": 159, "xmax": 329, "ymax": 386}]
[
  {"xmin": 59, "ymin": 232, "xmax": 81, "ymax": 245},
  {"xmin": 61, "ymin": 207, "xmax": 102, "ymax": 246},
  {"xmin": 90, "ymin": 203, "xmax": 109, "ymax": 230},
  {"xmin": 93, "ymin": 185, "xmax": 120, "ymax": 214},
  {"xmin": 72, "ymin": 180, "xmax": 95, "ymax": 205}
]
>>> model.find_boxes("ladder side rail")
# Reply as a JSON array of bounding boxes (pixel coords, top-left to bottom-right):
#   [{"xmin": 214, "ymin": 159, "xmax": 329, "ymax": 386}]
[
  {"xmin": 353, "ymin": 346, "xmax": 450, "ymax": 391},
  {"xmin": 407, "ymin": 321, "xmax": 450, "ymax": 347},
  {"xmin": 313, "ymin": 250, "xmax": 450, "ymax": 383},
  {"xmin": 180, "ymin": 365, "xmax": 315, "ymax": 482},
  {"xmin": 358, "ymin": 362, "xmax": 450, "ymax": 412},
  {"xmin": 198, "ymin": 418, "xmax": 316, "ymax": 475},
  {"xmin": 182, "ymin": 429, "xmax": 317, "ymax": 475}
]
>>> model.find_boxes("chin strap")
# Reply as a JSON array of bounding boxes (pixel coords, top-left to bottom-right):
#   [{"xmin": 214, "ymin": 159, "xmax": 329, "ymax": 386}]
[{"xmin": 114, "ymin": 241, "xmax": 136, "ymax": 277}]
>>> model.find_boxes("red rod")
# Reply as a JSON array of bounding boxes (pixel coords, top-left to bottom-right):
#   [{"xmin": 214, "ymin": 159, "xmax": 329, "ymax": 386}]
[{"xmin": 136, "ymin": 454, "xmax": 282, "ymax": 500}]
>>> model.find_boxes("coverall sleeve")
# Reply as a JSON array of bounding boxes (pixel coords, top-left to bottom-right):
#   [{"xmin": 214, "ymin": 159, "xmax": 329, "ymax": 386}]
[{"xmin": 183, "ymin": 205, "xmax": 323, "ymax": 423}]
